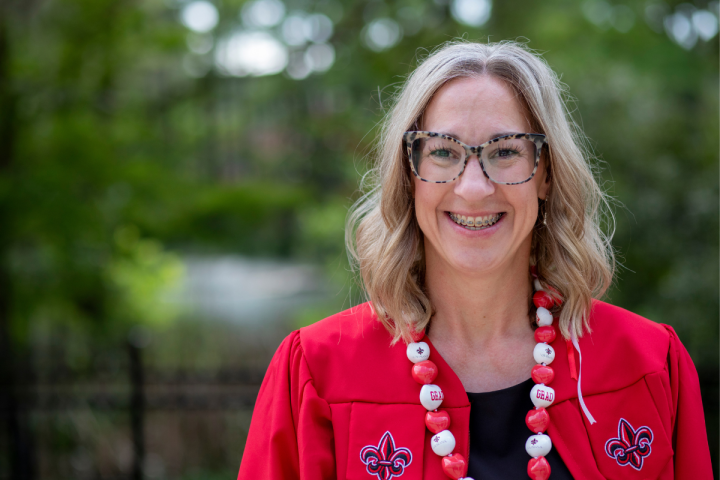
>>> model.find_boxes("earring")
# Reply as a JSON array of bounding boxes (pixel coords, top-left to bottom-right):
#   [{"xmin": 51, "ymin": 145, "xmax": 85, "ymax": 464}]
[{"xmin": 539, "ymin": 198, "xmax": 548, "ymax": 226}]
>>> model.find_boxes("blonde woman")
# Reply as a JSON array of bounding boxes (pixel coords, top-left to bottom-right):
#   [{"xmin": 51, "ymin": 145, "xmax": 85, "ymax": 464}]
[{"xmin": 238, "ymin": 41, "xmax": 712, "ymax": 480}]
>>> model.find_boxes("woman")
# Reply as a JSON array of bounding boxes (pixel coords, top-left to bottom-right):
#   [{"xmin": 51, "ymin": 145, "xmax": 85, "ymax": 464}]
[{"xmin": 238, "ymin": 41, "xmax": 712, "ymax": 479}]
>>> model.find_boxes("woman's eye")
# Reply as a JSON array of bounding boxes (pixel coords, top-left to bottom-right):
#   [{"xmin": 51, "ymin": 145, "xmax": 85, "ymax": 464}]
[
  {"xmin": 431, "ymin": 149, "xmax": 452, "ymax": 158},
  {"xmin": 497, "ymin": 149, "xmax": 519, "ymax": 157},
  {"xmin": 488, "ymin": 146, "xmax": 524, "ymax": 160}
]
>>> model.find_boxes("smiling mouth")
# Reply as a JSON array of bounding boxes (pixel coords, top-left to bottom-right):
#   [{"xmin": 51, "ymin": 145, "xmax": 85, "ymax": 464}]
[{"xmin": 447, "ymin": 212, "xmax": 504, "ymax": 230}]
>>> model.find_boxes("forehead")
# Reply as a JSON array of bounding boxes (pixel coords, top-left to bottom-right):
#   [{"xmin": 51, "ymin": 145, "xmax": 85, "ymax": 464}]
[{"xmin": 421, "ymin": 76, "xmax": 533, "ymax": 144}]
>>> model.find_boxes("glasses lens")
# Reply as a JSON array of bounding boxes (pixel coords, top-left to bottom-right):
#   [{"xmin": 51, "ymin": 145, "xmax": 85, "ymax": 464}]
[
  {"xmin": 411, "ymin": 136, "xmax": 466, "ymax": 182},
  {"xmin": 481, "ymin": 137, "xmax": 537, "ymax": 184}
]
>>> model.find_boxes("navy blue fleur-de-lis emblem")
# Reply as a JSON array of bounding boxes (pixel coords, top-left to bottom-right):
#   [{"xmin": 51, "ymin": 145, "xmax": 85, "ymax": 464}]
[
  {"xmin": 360, "ymin": 431, "xmax": 413, "ymax": 480},
  {"xmin": 604, "ymin": 418, "xmax": 653, "ymax": 470}
]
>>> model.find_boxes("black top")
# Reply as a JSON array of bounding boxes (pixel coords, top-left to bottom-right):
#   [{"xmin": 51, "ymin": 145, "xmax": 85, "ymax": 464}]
[{"xmin": 466, "ymin": 378, "xmax": 574, "ymax": 479}]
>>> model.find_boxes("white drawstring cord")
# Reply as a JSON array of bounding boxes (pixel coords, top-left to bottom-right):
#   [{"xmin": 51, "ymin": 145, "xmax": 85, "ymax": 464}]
[{"xmin": 571, "ymin": 331, "xmax": 596, "ymax": 424}]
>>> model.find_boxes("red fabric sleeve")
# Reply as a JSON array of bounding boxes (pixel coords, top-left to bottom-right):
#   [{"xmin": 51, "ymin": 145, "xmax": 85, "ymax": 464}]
[
  {"xmin": 237, "ymin": 331, "xmax": 336, "ymax": 479},
  {"xmin": 664, "ymin": 325, "xmax": 713, "ymax": 479}
]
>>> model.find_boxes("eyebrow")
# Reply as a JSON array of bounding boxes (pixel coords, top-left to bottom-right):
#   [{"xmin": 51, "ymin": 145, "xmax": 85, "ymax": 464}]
[{"xmin": 437, "ymin": 131, "xmax": 524, "ymax": 144}]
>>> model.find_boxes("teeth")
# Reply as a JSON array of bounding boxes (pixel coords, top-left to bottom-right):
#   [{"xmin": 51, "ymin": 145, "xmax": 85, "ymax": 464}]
[{"xmin": 449, "ymin": 212, "xmax": 502, "ymax": 230}]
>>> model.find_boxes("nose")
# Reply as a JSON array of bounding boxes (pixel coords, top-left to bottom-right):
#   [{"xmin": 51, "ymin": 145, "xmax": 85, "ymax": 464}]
[{"xmin": 454, "ymin": 155, "xmax": 495, "ymax": 199}]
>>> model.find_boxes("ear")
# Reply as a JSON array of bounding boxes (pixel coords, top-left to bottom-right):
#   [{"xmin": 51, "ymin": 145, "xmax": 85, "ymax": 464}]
[
  {"xmin": 406, "ymin": 144, "xmax": 416, "ymax": 199},
  {"xmin": 537, "ymin": 151, "xmax": 551, "ymax": 201}
]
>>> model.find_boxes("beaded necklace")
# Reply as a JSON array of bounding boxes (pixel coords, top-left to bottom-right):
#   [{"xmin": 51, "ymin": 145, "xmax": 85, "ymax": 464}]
[{"xmin": 405, "ymin": 273, "xmax": 561, "ymax": 480}]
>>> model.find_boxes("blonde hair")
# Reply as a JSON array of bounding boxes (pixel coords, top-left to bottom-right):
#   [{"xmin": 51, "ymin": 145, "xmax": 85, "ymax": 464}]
[{"xmin": 346, "ymin": 40, "xmax": 615, "ymax": 344}]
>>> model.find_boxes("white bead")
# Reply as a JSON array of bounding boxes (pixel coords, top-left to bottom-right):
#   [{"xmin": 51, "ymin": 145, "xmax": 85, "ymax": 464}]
[
  {"xmin": 525, "ymin": 433, "xmax": 552, "ymax": 457},
  {"xmin": 530, "ymin": 384, "xmax": 556, "ymax": 408},
  {"xmin": 533, "ymin": 278, "xmax": 543, "ymax": 291},
  {"xmin": 419, "ymin": 384, "xmax": 444, "ymax": 410},
  {"xmin": 536, "ymin": 307, "xmax": 553, "ymax": 326},
  {"xmin": 430, "ymin": 429, "xmax": 456, "ymax": 456},
  {"xmin": 533, "ymin": 343, "xmax": 555, "ymax": 365},
  {"xmin": 407, "ymin": 342, "xmax": 430, "ymax": 363}
]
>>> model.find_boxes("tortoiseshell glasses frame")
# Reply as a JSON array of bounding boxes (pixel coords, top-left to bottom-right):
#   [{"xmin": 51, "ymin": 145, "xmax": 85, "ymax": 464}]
[{"xmin": 402, "ymin": 131, "xmax": 548, "ymax": 185}]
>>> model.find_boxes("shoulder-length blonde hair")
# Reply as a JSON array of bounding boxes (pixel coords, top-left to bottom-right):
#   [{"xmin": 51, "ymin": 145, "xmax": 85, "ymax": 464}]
[{"xmin": 346, "ymin": 40, "xmax": 615, "ymax": 344}]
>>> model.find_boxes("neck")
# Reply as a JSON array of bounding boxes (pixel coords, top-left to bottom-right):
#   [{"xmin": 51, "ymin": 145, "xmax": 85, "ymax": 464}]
[{"xmin": 424, "ymin": 247, "xmax": 533, "ymax": 346}]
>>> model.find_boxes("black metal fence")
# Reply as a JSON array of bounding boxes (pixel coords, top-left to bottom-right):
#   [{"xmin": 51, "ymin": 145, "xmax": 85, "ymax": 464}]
[{"xmin": 1, "ymin": 342, "xmax": 266, "ymax": 480}]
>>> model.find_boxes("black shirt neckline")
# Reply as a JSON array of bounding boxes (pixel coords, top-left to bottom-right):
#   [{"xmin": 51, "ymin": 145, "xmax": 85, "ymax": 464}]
[{"xmin": 465, "ymin": 377, "xmax": 574, "ymax": 479}]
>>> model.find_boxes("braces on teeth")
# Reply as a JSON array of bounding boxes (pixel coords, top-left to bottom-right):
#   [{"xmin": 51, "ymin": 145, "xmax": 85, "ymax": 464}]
[{"xmin": 449, "ymin": 212, "xmax": 503, "ymax": 230}]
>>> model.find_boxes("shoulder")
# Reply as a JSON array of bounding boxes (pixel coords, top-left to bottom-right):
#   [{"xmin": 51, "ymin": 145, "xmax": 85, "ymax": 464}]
[
  {"xmin": 298, "ymin": 302, "xmax": 396, "ymax": 366},
  {"xmin": 299, "ymin": 301, "xmax": 386, "ymax": 346},
  {"xmin": 587, "ymin": 299, "xmax": 671, "ymax": 356},
  {"xmin": 293, "ymin": 302, "xmax": 417, "ymax": 404},
  {"xmin": 578, "ymin": 300, "xmax": 674, "ymax": 394}
]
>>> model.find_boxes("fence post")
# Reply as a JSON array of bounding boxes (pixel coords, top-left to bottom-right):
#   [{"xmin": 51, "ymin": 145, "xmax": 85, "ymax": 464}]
[{"xmin": 128, "ymin": 339, "xmax": 145, "ymax": 480}]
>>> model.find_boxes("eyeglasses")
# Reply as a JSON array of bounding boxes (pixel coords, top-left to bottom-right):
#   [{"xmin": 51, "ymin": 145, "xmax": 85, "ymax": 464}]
[{"xmin": 403, "ymin": 131, "xmax": 547, "ymax": 185}]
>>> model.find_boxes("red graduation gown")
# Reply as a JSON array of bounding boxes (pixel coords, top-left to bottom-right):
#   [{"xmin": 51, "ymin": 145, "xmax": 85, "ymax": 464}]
[{"xmin": 237, "ymin": 300, "xmax": 713, "ymax": 479}]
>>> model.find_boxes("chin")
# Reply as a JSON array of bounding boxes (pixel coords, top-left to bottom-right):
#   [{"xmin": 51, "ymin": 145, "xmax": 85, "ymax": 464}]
[{"xmin": 447, "ymin": 250, "xmax": 506, "ymax": 275}]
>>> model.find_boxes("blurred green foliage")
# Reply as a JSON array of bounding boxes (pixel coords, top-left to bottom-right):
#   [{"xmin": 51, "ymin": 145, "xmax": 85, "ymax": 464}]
[
  {"xmin": 0, "ymin": 0, "xmax": 717, "ymax": 477},
  {"xmin": 4, "ymin": 0, "xmax": 716, "ymax": 351},
  {"xmin": 106, "ymin": 225, "xmax": 185, "ymax": 327}
]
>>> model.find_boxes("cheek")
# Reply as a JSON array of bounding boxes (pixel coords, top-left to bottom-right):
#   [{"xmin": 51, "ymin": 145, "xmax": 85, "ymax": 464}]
[
  {"xmin": 413, "ymin": 182, "xmax": 443, "ymax": 229},
  {"xmin": 518, "ymin": 194, "xmax": 540, "ymax": 227},
  {"xmin": 503, "ymin": 187, "xmax": 539, "ymax": 225}
]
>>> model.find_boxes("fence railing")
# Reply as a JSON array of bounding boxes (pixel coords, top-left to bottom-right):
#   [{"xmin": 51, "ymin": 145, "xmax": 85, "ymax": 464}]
[{"xmin": 1, "ymin": 342, "xmax": 267, "ymax": 480}]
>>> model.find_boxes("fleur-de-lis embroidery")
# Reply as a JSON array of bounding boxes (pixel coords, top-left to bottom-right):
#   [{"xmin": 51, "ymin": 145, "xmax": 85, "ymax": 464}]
[
  {"xmin": 545, "ymin": 347, "xmax": 552, "ymax": 355},
  {"xmin": 605, "ymin": 418, "xmax": 653, "ymax": 471},
  {"xmin": 416, "ymin": 347, "xmax": 424, "ymax": 355},
  {"xmin": 360, "ymin": 431, "xmax": 413, "ymax": 480},
  {"xmin": 531, "ymin": 438, "xmax": 538, "ymax": 445}
]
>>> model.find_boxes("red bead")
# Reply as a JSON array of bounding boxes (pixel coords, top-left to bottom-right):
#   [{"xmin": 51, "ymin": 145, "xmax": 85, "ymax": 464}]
[
  {"xmin": 527, "ymin": 456, "xmax": 551, "ymax": 480},
  {"xmin": 411, "ymin": 360, "xmax": 438, "ymax": 385},
  {"xmin": 441, "ymin": 453, "xmax": 467, "ymax": 479},
  {"xmin": 530, "ymin": 265, "xmax": 538, "ymax": 278},
  {"xmin": 425, "ymin": 410, "xmax": 451, "ymax": 434},
  {"xmin": 410, "ymin": 328, "xmax": 425, "ymax": 342},
  {"xmin": 546, "ymin": 285, "xmax": 563, "ymax": 306},
  {"xmin": 532, "ymin": 291, "xmax": 554, "ymax": 309},
  {"xmin": 525, "ymin": 407, "xmax": 550, "ymax": 433},
  {"xmin": 531, "ymin": 364, "xmax": 555, "ymax": 385},
  {"xmin": 534, "ymin": 326, "xmax": 556, "ymax": 344}
]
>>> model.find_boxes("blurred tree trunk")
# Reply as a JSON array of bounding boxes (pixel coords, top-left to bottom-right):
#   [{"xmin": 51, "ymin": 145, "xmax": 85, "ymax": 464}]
[{"xmin": 0, "ymin": 6, "xmax": 36, "ymax": 480}]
